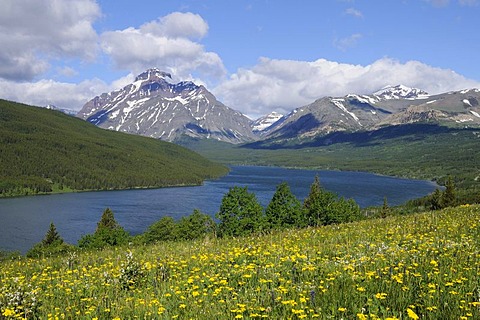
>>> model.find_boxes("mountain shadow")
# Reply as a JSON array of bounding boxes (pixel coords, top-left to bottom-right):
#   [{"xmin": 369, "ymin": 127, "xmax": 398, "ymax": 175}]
[{"xmin": 243, "ymin": 123, "xmax": 467, "ymax": 150}]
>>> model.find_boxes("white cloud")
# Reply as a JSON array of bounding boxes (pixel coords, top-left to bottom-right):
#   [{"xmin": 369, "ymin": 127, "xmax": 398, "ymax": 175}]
[
  {"xmin": 101, "ymin": 12, "xmax": 226, "ymax": 82},
  {"xmin": 213, "ymin": 57, "xmax": 480, "ymax": 118},
  {"xmin": 0, "ymin": 0, "xmax": 101, "ymax": 81},
  {"xmin": 0, "ymin": 78, "xmax": 110, "ymax": 111},
  {"xmin": 334, "ymin": 33, "xmax": 363, "ymax": 51},
  {"xmin": 140, "ymin": 12, "xmax": 208, "ymax": 39},
  {"xmin": 345, "ymin": 8, "xmax": 364, "ymax": 18}
]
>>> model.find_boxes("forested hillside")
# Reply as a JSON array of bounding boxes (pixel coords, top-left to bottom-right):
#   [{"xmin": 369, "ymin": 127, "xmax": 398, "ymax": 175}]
[
  {"xmin": 179, "ymin": 124, "xmax": 480, "ymax": 203},
  {"xmin": 0, "ymin": 100, "xmax": 228, "ymax": 197}
]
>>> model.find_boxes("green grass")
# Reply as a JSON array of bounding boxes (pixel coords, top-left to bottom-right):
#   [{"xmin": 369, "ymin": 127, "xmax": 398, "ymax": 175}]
[
  {"xmin": 1, "ymin": 205, "xmax": 479, "ymax": 319},
  {"xmin": 0, "ymin": 100, "xmax": 228, "ymax": 197}
]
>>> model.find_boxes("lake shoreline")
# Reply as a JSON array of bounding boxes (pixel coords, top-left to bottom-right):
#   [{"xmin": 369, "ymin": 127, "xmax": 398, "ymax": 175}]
[
  {"xmin": 0, "ymin": 165, "xmax": 439, "ymax": 253},
  {"xmin": 0, "ymin": 164, "xmax": 439, "ymax": 200}
]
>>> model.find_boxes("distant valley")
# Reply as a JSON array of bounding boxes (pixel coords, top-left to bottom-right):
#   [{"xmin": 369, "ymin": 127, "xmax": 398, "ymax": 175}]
[{"xmin": 3, "ymin": 68, "xmax": 480, "ymax": 200}]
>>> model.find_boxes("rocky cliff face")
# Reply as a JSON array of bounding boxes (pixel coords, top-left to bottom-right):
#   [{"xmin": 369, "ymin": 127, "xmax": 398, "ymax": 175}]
[
  {"xmin": 265, "ymin": 86, "xmax": 480, "ymax": 140},
  {"xmin": 77, "ymin": 69, "xmax": 256, "ymax": 143}
]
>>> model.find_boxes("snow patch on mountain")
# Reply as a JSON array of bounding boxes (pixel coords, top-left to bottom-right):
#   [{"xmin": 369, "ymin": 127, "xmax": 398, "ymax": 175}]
[
  {"xmin": 77, "ymin": 68, "xmax": 256, "ymax": 143},
  {"xmin": 373, "ymin": 84, "xmax": 429, "ymax": 100},
  {"xmin": 470, "ymin": 110, "xmax": 480, "ymax": 118},
  {"xmin": 331, "ymin": 98, "xmax": 361, "ymax": 124},
  {"xmin": 252, "ymin": 111, "xmax": 284, "ymax": 132}
]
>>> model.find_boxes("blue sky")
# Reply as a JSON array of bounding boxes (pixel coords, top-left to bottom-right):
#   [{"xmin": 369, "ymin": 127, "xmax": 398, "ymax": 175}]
[{"xmin": 1, "ymin": 0, "xmax": 479, "ymax": 118}]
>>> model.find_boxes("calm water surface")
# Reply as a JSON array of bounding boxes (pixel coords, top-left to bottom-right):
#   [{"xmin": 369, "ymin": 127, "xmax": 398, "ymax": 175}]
[{"xmin": 0, "ymin": 166, "xmax": 438, "ymax": 253}]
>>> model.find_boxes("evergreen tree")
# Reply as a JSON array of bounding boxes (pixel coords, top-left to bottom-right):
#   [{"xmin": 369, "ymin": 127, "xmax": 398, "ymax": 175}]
[
  {"xmin": 78, "ymin": 208, "xmax": 130, "ymax": 249},
  {"xmin": 26, "ymin": 222, "xmax": 72, "ymax": 258},
  {"xmin": 302, "ymin": 175, "xmax": 361, "ymax": 226},
  {"xmin": 42, "ymin": 222, "xmax": 63, "ymax": 246},
  {"xmin": 429, "ymin": 189, "xmax": 443, "ymax": 210},
  {"xmin": 381, "ymin": 196, "xmax": 389, "ymax": 218},
  {"xmin": 265, "ymin": 182, "xmax": 302, "ymax": 229},
  {"xmin": 177, "ymin": 209, "xmax": 215, "ymax": 240},
  {"xmin": 303, "ymin": 175, "xmax": 336, "ymax": 226},
  {"xmin": 97, "ymin": 207, "xmax": 118, "ymax": 231},
  {"xmin": 330, "ymin": 197, "xmax": 361, "ymax": 224},
  {"xmin": 143, "ymin": 216, "xmax": 177, "ymax": 243},
  {"xmin": 216, "ymin": 186, "xmax": 264, "ymax": 237},
  {"xmin": 442, "ymin": 176, "xmax": 456, "ymax": 208}
]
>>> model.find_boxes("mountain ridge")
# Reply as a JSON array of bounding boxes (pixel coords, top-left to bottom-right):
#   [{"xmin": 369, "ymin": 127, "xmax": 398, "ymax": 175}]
[
  {"xmin": 77, "ymin": 68, "xmax": 256, "ymax": 143},
  {"xmin": 76, "ymin": 68, "xmax": 480, "ymax": 145},
  {"xmin": 264, "ymin": 85, "xmax": 480, "ymax": 141}
]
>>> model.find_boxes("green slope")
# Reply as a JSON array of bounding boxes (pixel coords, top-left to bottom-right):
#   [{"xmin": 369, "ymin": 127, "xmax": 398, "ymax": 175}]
[
  {"xmin": 1, "ymin": 205, "xmax": 479, "ymax": 319},
  {"xmin": 179, "ymin": 124, "xmax": 480, "ymax": 202},
  {"xmin": 0, "ymin": 100, "xmax": 228, "ymax": 197}
]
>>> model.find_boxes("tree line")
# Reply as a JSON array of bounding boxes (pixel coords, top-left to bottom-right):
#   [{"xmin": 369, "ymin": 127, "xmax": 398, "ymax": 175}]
[
  {"xmin": 25, "ymin": 175, "xmax": 459, "ymax": 258},
  {"xmin": 26, "ymin": 176, "xmax": 362, "ymax": 257},
  {"xmin": 0, "ymin": 99, "xmax": 228, "ymax": 197}
]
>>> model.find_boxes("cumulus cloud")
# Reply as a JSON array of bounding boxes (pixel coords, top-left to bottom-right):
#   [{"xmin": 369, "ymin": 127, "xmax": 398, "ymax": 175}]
[
  {"xmin": 0, "ymin": 0, "xmax": 101, "ymax": 81},
  {"xmin": 213, "ymin": 57, "xmax": 480, "ymax": 118},
  {"xmin": 141, "ymin": 12, "xmax": 208, "ymax": 39},
  {"xmin": 101, "ymin": 12, "xmax": 226, "ymax": 82},
  {"xmin": 0, "ymin": 78, "xmax": 110, "ymax": 111}
]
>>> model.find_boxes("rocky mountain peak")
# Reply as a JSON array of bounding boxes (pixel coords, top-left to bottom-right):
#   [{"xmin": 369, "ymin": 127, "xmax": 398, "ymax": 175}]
[
  {"xmin": 252, "ymin": 111, "xmax": 284, "ymax": 132},
  {"xmin": 77, "ymin": 68, "xmax": 256, "ymax": 143},
  {"xmin": 373, "ymin": 84, "xmax": 429, "ymax": 100},
  {"xmin": 134, "ymin": 68, "xmax": 172, "ymax": 82}
]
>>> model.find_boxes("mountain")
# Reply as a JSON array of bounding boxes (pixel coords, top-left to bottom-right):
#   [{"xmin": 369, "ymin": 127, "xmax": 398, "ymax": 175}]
[
  {"xmin": 376, "ymin": 88, "xmax": 480, "ymax": 127},
  {"xmin": 251, "ymin": 111, "xmax": 284, "ymax": 133},
  {"xmin": 264, "ymin": 86, "xmax": 480, "ymax": 141},
  {"xmin": 77, "ymin": 69, "xmax": 255, "ymax": 143},
  {"xmin": 45, "ymin": 104, "xmax": 77, "ymax": 116},
  {"xmin": 373, "ymin": 84, "xmax": 429, "ymax": 100},
  {"xmin": 0, "ymin": 99, "xmax": 228, "ymax": 197}
]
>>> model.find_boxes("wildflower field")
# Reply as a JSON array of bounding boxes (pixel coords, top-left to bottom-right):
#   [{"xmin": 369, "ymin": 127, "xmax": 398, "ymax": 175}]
[{"xmin": 1, "ymin": 205, "xmax": 479, "ymax": 319}]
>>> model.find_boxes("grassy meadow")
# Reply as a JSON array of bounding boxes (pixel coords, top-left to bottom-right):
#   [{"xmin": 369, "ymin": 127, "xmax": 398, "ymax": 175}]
[{"xmin": 1, "ymin": 205, "xmax": 479, "ymax": 319}]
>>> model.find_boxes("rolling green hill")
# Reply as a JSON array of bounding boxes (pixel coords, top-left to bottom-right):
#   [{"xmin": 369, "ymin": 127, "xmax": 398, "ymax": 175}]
[{"xmin": 0, "ymin": 99, "xmax": 228, "ymax": 197}]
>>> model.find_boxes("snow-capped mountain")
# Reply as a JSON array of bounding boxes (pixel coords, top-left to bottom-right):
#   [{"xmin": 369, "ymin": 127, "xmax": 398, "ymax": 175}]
[
  {"xmin": 264, "ymin": 86, "xmax": 480, "ymax": 141},
  {"xmin": 373, "ymin": 84, "xmax": 430, "ymax": 100},
  {"xmin": 251, "ymin": 111, "xmax": 284, "ymax": 132},
  {"xmin": 77, "ymin": 69, "xmax": 256, "ymax": 143}
]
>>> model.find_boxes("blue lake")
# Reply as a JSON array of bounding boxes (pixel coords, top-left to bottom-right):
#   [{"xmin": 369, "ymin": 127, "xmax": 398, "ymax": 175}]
[{"xmin": 0, "ymin": 166, "xmax": 438, "ymax": 253}]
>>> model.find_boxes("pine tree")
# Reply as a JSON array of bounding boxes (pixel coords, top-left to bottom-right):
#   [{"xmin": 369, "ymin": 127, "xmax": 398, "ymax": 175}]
[
  {"xmin": 303, "ymin": 175, "xmax": 336, "ymax": 226},
  {"xmin": 177, "ymin": 209, "xmax": 215, "ymax": 240},
  {"xmin": 42, "ymin": 222, "xmax": 63, "ymax": 246},
  {"xmin": 303, "ymin": 175, "xmax": 361, "ymax": 226},
  {"xmin": 381, "ymin": 196, "xmax": 389, "ymax": 218},
  {"xmin": 265, "ymin": 182, "xmax": 302, "ymax": 229},
  {"xmin": 79, "ymin": 208, "xmax": 130, "ymax": 248},
  {"xmin": 442, "ymin": 176, "xmax": 456, "ymax": 208},
  {"xmin": 216, "ymin": 186, "xmax": 264, "ymax": 237},
  {"xmin": 144, "ymin": 216, "xmax": 178, "ymax": 243},
  {"xmin": 429, "ymin": 189, "xmax": 443, "ymax": 210},
  {"xmin": 96, "ymin": 207, "xmax": 118, "ymax": 231}
]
